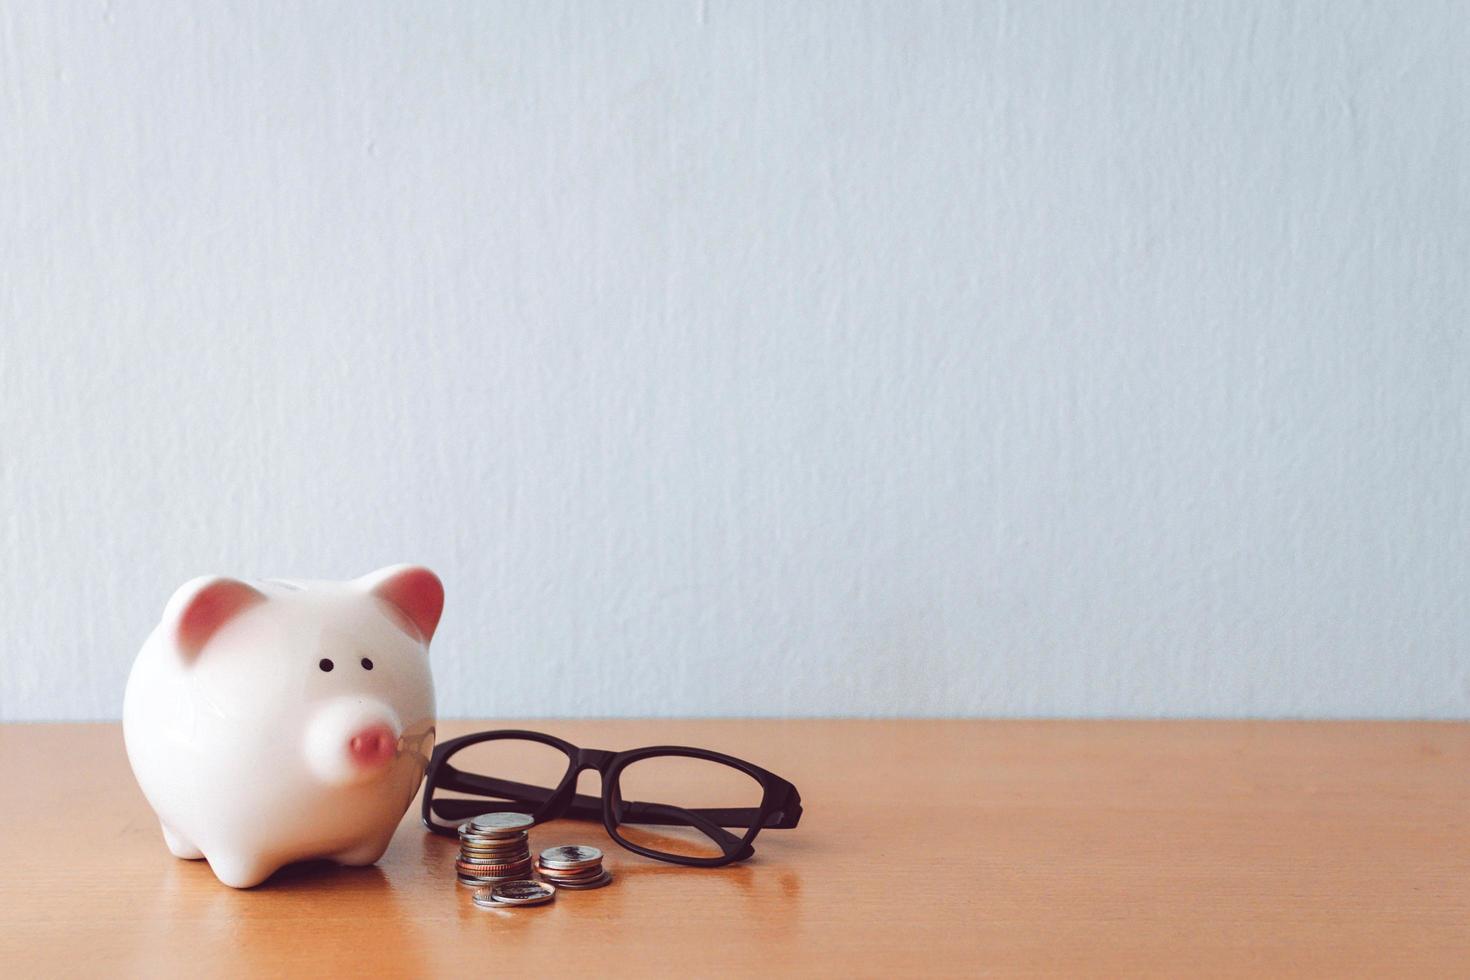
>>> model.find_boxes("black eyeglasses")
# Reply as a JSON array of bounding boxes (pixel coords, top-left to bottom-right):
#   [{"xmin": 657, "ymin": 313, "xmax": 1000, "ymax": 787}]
[{"xmin": 421, "ymin": 730, "xmax": 803, "ymax": 867}]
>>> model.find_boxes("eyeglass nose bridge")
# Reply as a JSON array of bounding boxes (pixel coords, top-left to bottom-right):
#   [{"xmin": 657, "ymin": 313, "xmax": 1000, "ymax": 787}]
[
  {"xmin": 531, "ymin": 748, "xmax": 619, "ymax": 823},
  {"xmin": 571, "ymin": 747, "xmax": 618, "ymax": 771}
]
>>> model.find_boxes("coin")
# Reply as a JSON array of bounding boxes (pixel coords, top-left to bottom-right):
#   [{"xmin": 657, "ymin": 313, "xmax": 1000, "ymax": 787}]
[
  {"xmin": 462, "ymin": 855, "xmax": 528, "ymax": 865},
  {"xmin": 539, "ymin": 844, "xmax": 601, "ymax": 862},
  {"xmin": 461, "ymin": 828, "xmax": 528, "ymax": 839},
  {"xmin": 460, "ymin": 837, "xmax": 525, "ymax": 849},
  {"xmin": 459, "ymin": 829, "xmax": 516, "ymax": 842},
  {"xmin": 460, "ymin": 840, "xmax": 525, "ymax": 852},
  {"xmin": 490, "ymin": 880, "xmax": 556, "ymax": 905},
  {"xmin": 458, "ymin": 856, "xmax": 531, "ymax": 868},
  {"xmin": 459, "ymin": 874, "xmax": 520, "ymax": 887},
  {"xmin": 535, "ymin": 862, "xmax": 603, "ymax": 878},
  {"xmin": 547, "ymin": 870, "xmax": 613, "ymax": 890},
  {"xmin": 471, "ymin": 888, "xmax": 544, "ymax": 910},
  {"xmin": 538, "ymin": 863, "xmax": 599, "ymax": 881},
  {"xmin": 471, "ymin": 890, "xmax": 510, "ymax": 909},
  {"xmin": 538, "ymin": 845, "xmax": 603, "ymax": 870},
  {"xmin": 460, "ymin": 828, "xmax": 527, "ymax": 841},
  {"xmin": 539, "ymin": 864, "xmax": 595, "ymax": 874},
  {"xmin": 459, "ymin": 846, "xmax": 530, "ymax": 857},
  {"xmin": 469, "ymin": 813, "xmax": 535, "ymax": 833},
  {"xmin": 459, "ymin": 852, "xmax": 530, "ymax": 864},
  {"xmin": 535, "ymin": 863, "xmax": 600, "ymax": 876},
  {"xmin": 457, "ymin": 862, "xmax": 533, "ymax": 877},
  {"xmin": 538, "ymin": 872, "xmax": 601, "ymax": 886},
  {"xmin": 478, "ymin": 895, "xmax": 551, "ymax": 909}
]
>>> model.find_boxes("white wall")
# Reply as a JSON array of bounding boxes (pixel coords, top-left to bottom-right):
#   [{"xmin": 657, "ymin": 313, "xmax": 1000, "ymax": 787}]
[{"xmin": 2, "ymin": 1, "xmax": 1466, "ymax": 721}]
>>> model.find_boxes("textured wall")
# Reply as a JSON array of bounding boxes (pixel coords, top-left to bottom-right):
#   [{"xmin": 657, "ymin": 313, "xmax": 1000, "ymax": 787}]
[{"xmin": 2, "ymin": 2, "xmax": 1467, "ymax": 721}]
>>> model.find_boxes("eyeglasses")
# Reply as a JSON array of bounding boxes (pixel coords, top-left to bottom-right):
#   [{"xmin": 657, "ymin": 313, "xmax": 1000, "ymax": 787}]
[{"xmin": 421, "ymin": 729, "xmax": 803, "ymax": 867}]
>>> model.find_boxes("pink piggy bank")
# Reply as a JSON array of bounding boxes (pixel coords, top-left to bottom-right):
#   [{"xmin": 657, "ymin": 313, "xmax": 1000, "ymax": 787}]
[{"xmin": 123, "ymin": 565, "xmax": 440, "ymax": 888}]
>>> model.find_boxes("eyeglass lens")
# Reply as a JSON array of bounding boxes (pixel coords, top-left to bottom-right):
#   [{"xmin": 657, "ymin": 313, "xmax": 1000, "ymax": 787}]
[
  {"xmin": 438, "ymin": 741, "xmax": 766, "ymax": 861},
  {"xmin": 610, "ymin": 755, "xmax": 764, "ymax": 859}
]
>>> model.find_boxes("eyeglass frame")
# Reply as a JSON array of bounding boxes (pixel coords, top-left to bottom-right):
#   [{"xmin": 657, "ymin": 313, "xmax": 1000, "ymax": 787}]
[{"xmin": 421, "ymin": 729, "xmax": 803, "ymax": 867}]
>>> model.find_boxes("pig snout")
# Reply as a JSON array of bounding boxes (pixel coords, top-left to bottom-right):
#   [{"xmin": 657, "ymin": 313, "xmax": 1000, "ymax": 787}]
[
  {"xmin": 349, "ymin": 725, "xmax": 398, "ymax": 768},
  {"xmin": 305, "ymin": 698, "xmax": 404, "ymax": 786}
]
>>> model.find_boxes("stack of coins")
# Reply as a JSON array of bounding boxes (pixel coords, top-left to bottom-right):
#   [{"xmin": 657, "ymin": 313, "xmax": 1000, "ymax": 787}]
[
  {"xmin": 535, "ymin": 844, "xmax": 613, "ymax": 889},
  {"xmin": 456, "ymin": 812, "xmax": 535, "ymax": 888},
  {"xmin": 471, "ymin": 879, "xmax": 556, "ymax": 910}
]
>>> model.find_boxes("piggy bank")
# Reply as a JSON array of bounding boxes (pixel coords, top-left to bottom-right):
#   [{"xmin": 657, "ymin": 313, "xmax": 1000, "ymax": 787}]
[{"xmin": 123, "ymin": 565, "xmax": 440, "ymax": 888}]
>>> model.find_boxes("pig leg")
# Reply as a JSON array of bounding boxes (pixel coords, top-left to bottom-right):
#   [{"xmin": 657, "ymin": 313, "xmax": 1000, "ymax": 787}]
[
  {"xmin": 333, "ymin": 833, "xmax": 394, "ymax": 867},
  {"xmin": 206, "ymin": 852, "xmax": 276, "ymax": 889},
  {"xmin": 160, "ymin": 822, "xmax": 203, "ymax": 860}
]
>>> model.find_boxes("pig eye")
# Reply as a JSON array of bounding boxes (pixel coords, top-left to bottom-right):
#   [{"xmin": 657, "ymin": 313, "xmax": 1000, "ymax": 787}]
[
  {"xmin": 360, "ymin": 657, "xmax": 374, "ymax": 671},
  {"xmin": 318, "ymin": 658, "xmax": 334, "ymax": 672}
]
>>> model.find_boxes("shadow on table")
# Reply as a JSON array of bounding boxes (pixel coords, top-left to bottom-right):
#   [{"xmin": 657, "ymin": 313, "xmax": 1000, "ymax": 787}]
[{"xmin": 136, "ymin": 856, "xmax": 432, "ymax": 975}]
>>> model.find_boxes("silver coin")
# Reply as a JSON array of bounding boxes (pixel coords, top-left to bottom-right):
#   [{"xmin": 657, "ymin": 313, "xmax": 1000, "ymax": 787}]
[
  {"xmin": 462, "ymin": 822, "xmax": 528, "ymax": 833},
  {"xmin": 489, "ymin": 880, "xmax": 557, "ymax": 905},
  {"xmin": 492, "ymin": 894, "xmax": 554, "ymax": 908},
  {"xmin": 460, "ymin": 827, "xmax": 528, "ymax": 841},
  {"xmin": 469, "ymin": 812, "xmax": 535, "ymax": 833},
  {"xmin": 477, "ymin": 896, "xmax": 551, "ymax": 909},
  {"xmin": 537, "ymin": 844, "xmax": 603, "ymax": 870},
  {"xmin": 458, "ymin": 874, "xmax": 521, "ymax": 887},
  {"xmin": 470, "ymin": 889, "xmax": 548, "ymax": 910},
  {"xmin": 538, "ymin": 872, "xmax": 602, "ymax": 886},
  {"xmin": 458, "ymin": 852, "xmax": 531, "ymax": 864},
  {"xmin": 470, "ymin": 889, "xmax": 507, "ymax": 909},
  {"xmin": 547, "ymin": 870, "xmax": 613, "ymax": 890},
  {"xmin": 539, "ymin": 844, "xmax": 602, "ymax": 862},
  {"xmin": 461, "ymin": 829, "xmax": 528, "ymax": 841}
]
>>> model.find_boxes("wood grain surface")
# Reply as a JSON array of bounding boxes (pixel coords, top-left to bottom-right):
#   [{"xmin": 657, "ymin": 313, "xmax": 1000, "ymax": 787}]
[{"xmin": 1, "ymin": 720, "xmax": 1466, "ymax": 977}]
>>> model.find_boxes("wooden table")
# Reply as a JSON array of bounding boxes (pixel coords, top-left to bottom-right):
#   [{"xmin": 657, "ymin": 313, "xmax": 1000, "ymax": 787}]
[{"xmin": 1, "ymin": 720, "xmax": 1466, "ymax": 977}]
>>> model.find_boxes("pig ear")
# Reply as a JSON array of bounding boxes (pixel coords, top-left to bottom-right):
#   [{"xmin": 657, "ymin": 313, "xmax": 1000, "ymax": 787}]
[
  {"xmin": 358, "ymin": 565, "xmax": 444, "ymax": 643},
  {"xmin": 164, "ymin": 577, "xmax": 267, "ymax": 660}
]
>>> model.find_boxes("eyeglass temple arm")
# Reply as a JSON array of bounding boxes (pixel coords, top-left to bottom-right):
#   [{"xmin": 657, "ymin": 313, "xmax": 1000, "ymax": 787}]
[
  {"xmin": 433, "ymin": 769, "xmax": 601, "ymax": 821},
  {"xmin": 434, "ymin": 768, "xmax": 790, "ymax": 828}
]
